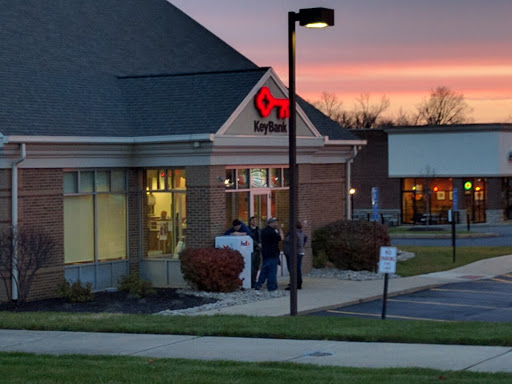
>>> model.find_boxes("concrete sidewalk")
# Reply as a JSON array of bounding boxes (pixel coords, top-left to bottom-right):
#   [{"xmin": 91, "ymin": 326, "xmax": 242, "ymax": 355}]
[
  {"xmin": 1, "ymin": 329, "xmax": 512, "ymax": 373},
  {"xmin": 197, "ymin": 254, "xmax": 512, "ymax": 317},
  {"xmin": 1, "ymin": 255, "xmax": 512, "ymax": 373}
]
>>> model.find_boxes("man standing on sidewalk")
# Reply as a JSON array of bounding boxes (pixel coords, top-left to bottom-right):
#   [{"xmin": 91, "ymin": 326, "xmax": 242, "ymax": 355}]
[{"xmin": 255, "ymin": 217, "xmax": 283, "ymax": 291}]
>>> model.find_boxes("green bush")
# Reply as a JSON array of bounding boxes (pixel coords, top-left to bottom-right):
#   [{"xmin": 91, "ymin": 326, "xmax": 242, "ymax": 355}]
[
  {"xmin": 312, "ymin": 220, "xmax": 390, "ymax": 271},
  {"xmin": 118, "ymin": 272, "xmax": 155, "ymax": 298},
  {"xmin": 180, "ymin": 248, "xmax": 244, "ymax": 292},
  {"xmin": 57, "ymin": 279, "xmax": 94, "ymax": 303}
]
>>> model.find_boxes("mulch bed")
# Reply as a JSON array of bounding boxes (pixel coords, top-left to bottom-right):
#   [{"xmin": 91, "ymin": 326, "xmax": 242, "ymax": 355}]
[{"xmin": 0, "ymin": 288, "xmax": 217, "ymax": 315}]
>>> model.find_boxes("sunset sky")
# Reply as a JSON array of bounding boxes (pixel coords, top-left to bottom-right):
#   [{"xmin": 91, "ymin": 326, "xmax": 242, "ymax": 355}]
[{"xmin": 172, "ymin": 0, "xmax": 512, "ymax": 123}]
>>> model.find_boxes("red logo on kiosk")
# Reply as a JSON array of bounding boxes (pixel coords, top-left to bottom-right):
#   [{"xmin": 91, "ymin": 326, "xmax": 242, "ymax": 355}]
[{"xmin": 254, "ymin": 87, "xmax": 290, "ymax": 119}]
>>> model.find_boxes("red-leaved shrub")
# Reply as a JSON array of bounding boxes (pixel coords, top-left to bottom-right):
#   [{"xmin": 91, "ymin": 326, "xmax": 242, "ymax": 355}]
[
  {"xmin": 312, "ymin": 220, "xmax": 390, "ymax": 271},
  {"xmin": 179, "ymin": 248, "xmax": 244, "ymax": 292}
]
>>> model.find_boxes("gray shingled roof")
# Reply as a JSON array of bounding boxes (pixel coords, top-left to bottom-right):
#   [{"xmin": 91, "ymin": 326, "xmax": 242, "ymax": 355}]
[
  {"xmin": 0, "ymin": 68, "xmax": 131, "ymax": 137},
  {"xmin": 119, "ymin": 69, "xmax": 269, "ymax": 136},
  {"xmin": 0, "ymin": 0, "xmax": 356, "ymax": 141},
  {"xmin": 1, "ymin": 0, "xmax": 256, "ymax": 76}
]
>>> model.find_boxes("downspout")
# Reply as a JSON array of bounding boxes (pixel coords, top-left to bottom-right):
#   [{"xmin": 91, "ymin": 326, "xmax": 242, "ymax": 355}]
[
  {"xmin": 346, "ymin": 145, "xmax": 359, "ymax": 220},
  {"xmin": 11, "ymin": 143, "xmax": 26, "ymax": 301}
]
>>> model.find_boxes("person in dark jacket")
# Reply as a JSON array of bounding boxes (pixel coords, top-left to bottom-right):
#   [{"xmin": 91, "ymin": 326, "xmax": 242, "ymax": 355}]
[
  {"xmin": 254, "ymin": 217, "xmax": 283, "ymax": 291},
  {"xmin": 248, "ymin": 216, "xmax": 262, "ymax": 289},
  {"xmin": 283, "ymin": 221, "xmax": 308, "ymax": 290},
  {"xmin": 224, "ymin": 219, "xmax": 251, "ymax": 236}
]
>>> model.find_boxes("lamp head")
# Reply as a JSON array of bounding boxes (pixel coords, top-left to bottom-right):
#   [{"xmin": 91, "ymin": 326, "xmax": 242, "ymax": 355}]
[
  {"xmin": 349, "ymin": 188, "xmax": 356, "ymax": 195},
  {"xmin": 298, "ymin": 8, "xmax": 334, "ymax": 28}
]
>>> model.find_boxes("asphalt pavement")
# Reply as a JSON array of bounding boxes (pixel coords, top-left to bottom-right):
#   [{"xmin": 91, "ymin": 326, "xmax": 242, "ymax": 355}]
[{"xmin": 2, "ymin": 252, "xmax": 512, "ymax": 373}]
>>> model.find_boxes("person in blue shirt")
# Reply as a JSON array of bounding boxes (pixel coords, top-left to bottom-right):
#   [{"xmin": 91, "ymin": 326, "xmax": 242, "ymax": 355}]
[{"xmin": 224, "ymin": 219, "xmax": 251, "ymax": 236}]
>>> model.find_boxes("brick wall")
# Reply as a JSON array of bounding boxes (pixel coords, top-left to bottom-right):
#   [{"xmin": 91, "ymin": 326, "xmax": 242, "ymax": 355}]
[
  {"xmin": 351, "ymin": 129, "xmax": 401, "ymax": 211},
  {"xmin": 0, "ymin": 170, "xmax": 11, "ymax": 230},
  {"xmin": 186, "ymin": 165, "xmax": 226, "ymax": 248},
  {"xmin": 127, "ymin": 169, "xmax": 141, "ymax": 273},
  {"xmin": 303, "ymin": 163, "xmax": 345, "ymax": 272},
  {"xmin": 9, "ymin": 169, "xmax": 65, "ymax": 302}
]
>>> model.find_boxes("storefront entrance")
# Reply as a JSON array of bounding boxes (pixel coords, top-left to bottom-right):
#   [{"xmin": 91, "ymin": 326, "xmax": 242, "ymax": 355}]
[{"xmin": 251, "ymin": 191, "xmax": 270, "ymax": 229}]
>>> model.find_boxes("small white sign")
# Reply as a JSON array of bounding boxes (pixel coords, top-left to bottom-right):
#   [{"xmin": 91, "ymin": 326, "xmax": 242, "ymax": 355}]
[{"xmin": 378, "ymin": 246, "xmax": 397, "ymax": 274}]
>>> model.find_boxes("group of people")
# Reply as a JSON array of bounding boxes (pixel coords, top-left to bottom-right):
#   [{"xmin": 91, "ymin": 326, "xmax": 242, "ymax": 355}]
[{"xmin": 224, "ymin": 217, "xmax": 307, "ymax": 291}]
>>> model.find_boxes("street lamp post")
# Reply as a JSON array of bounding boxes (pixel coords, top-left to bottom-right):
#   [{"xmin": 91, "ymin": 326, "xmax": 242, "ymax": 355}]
[
  {"xmin": 349, "ymin": 188, "xmax": 356, "ymax": 220},
  {"xmin": 288, "ymin": 7, "xmax": 334, "ymax": 316}
]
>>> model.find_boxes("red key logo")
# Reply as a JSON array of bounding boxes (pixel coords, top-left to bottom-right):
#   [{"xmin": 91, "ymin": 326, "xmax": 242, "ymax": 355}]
[{"xmin": 254, "ymin": 87, "xmax": 290, "ymax": 119}]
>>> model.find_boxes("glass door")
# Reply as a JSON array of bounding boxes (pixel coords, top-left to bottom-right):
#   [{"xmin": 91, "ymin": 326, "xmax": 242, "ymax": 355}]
[{"xmin": 251, "ymin": 191, "xmax": 270, "ymax": 229}]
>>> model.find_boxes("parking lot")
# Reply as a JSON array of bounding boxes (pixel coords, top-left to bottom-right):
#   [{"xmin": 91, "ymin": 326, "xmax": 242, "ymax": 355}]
[{"xmin": 309, "ymin": 274, "xmax": 512, "ymax": 322}]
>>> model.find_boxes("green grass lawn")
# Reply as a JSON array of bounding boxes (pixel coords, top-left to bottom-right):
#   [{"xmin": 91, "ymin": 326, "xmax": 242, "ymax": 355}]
[
  {"xmin": 1, "ymin": 353, "xmax": 510, "ymax": 384},
  {"xmin": 396, "ymin": 246, "xmax": 512, "ymax": 276},
  {"xmin": 1, "ymin": 245, "xmax": 512, "ymax": 382}
]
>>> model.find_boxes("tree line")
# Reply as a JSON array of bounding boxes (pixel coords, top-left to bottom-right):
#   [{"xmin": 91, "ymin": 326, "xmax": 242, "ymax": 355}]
[{"xmin": 311, "ymin": 86, "xmax": 474, "ymax": 129}]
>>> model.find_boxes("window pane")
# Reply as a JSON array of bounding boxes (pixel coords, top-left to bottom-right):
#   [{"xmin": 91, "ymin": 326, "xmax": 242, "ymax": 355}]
[
  {"xmin": 272, "ymin": 190, "xmax": 289, "ymax": 234},
  {"xmin": 97, "ymin": 194, "xmax": 126, "ymax": 261},
  {"xmin": 96, "ymin": 171, "xmax": 110, "ymax": 192},
  {"xmin": 173, "ymin": 193, "xmax": 186, "ymax": 257},
  {"xmin": 64, "ymin": 196, "xmax": 94, "ymax": 263},
  {"xmin": 225, "ymin": 191, "xmax": 249, "ymax": 228},
  {"xmin": 147, "ymin": 169, "xmax": 158, "ymax": 191},
  {"xmin": 158, "ymin": 169, "xmax": 166, "ymax": 190},
  {"xmin": 283, "ymin": 168, "xmax": 290, "ymax": 187},
  {"xmin": 111, "ymin": 170, "xmax": 125, "ymax": 192},
  {"xmin": 146, "ymin": 192, "xmax": 172, "ymax": 257},
  {"xmin": 63, "ymin": 172, "xmax": 78, "ymax": 193},
  {"xmin": 269, "ymin": 168, "xmax": 282, "ymax": 188},
  {"xmin": 173, "ymin": 169, "xmax": 186, "ymax": 190},
  {"xmin": 225, "ymin": 169, "xmax": 236, "ymax": 189},
  {"xmin": 238, "ymin": 169, "xmax": 250, "ymax": 189},
  {"xmin": 251, "ymin": 168, "xmax": 268, "ymax": 188},
  {"xmin": 80, "ymin": 171, "xmax": 94, "ymax": 193}
]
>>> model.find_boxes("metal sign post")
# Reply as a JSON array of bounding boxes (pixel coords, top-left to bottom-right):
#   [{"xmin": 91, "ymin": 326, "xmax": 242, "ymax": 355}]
[
  {"xmin": 451, "ymin": 188, "xmax": 458, "ymax": 263},
  {"xmin": 378, "ymin": 246, "xmax": 397, "ymax": 320}
]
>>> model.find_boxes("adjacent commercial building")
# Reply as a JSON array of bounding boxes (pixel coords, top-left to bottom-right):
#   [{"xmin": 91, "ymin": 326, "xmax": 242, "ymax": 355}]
[
  {"xmin": 0, "ymin": 1, "xmax": 363, "ymax": 301},
  {"xmin": 351, "ymin": 124, "xmax": 512, "ymax": 225}
]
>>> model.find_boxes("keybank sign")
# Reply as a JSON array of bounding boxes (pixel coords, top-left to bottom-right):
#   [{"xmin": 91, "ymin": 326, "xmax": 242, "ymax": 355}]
[{"xmin": 253, "ymin": 87, "xmax": 288, "ymax": 135}]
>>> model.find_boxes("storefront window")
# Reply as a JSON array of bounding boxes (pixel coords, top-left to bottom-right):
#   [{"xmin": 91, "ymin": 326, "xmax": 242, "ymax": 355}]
[
  {"xmin": 96, "ymin": 171, "xmax": 110, "ymax": 192},
  {"xmin": 283, "ymin": 168, "xmax": 290, "ymax": 187},
  {"xmin": 80, "ymin": 171, "xmax": 94, "ymax": 193},
  {"xmin": 270, "ymin": 168, "xmax": 282, "ymax": 188},
  {"xmin": 225, "ymin": 169, "xmax": 236, "ymax": 189},
  {"xmin": 401, "ymin": 178, "xmax": 454, "ymax": 224},
  {"xmin": 251, "ymin": 168, "xmax": 268, "ymax": 188},
  {"xmin": 64, "ymin": 170, "xmax": 127, "ymax": 264},
  {"xmin": 64, "ymin": 195, "xmax": 94, "ymax": 263},
  {"xmin": 238, "ymin": 169, "xmax": 250, "ymax": 189},
  {"xmin": 226, "ymin": 192, "xmax": 250, "ymax": 228},
  {"xmin": 225, "ymin": 167, "xmax": 288, "ymax": 229},
  {"xmin": 145, "ymin": 169, "xmax": 186, "ymax": 259}
]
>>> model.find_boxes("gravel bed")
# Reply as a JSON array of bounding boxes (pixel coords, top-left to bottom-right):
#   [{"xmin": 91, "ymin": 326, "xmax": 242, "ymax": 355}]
[{"xmin": 158, "ymin": 250, "xmax": 414, "ymax": 316}]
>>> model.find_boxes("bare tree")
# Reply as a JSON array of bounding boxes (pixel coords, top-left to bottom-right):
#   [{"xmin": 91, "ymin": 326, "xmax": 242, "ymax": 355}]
[
  {"xmin": 0, "ymin": 226, "xmax": 55, "ymax": 305},
  {"xmin": 416, "ymin": 86, "xmax": 472, "ymax": 125},
  {"xmin": 311, "ymin": 92, "xmax": 344, "ymax": 120},
  {"xmin": 350, "ymin": 93, "xmax": 390, "ymax": 129}
]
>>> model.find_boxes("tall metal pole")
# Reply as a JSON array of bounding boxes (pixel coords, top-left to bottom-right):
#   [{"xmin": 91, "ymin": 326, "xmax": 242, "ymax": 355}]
[{"xmin": 288, "ymin": 11, "xmax": 298, "ymax": 316}]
